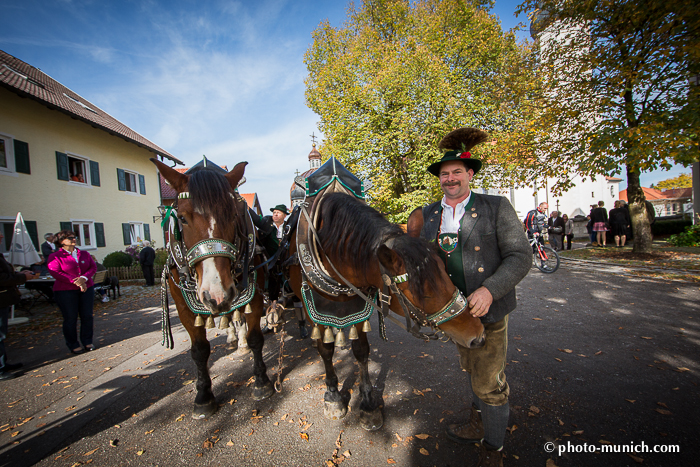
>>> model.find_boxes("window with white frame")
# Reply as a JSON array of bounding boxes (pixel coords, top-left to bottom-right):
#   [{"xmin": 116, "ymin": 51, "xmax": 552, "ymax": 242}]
[
  {"xmin": 0, "ymin": 133, "xmax": 14, "ymax": 173},
  {"xmin": 71, "ymin": 220, "xmax": 96, "ymax": 250},
  {"xmin": 124, "ymin": 170, "xmax": 137, "ymax": 192},
  {"xmin": 117, "ymin": 168, "xmax": 146, "ymax": 194},
  {"xmin": 130, "ymin": 222, "xmax": 144, "ymax": 244},
  {"xmin": 68, "ymin": 154, "xmax": 88, "ymax": 184}
]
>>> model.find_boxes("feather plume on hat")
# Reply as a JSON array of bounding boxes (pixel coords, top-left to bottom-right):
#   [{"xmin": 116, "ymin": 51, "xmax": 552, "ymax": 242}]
[
  {"xmin": 438, "ymin": 127, "xmax": 489, "ymax": 152},
  {"xmin": 427, "ymin": 127, "xmax": 488, "ymax": 176}
]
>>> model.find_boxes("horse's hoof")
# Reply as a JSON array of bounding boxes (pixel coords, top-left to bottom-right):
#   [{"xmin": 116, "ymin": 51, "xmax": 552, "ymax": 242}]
[
  {"xmin": 235, "ymin": 345, "xmax": 251, "ymax": 356},
  {"xmin": 323, "ymin": 400, "xmax": 348, "ymax": 420},
  {"xmin": 359, "ymin": 408, "xmax": 383, "ymax": 431},
  {"xmin": 192, "ymin": 399, "xmax": 218, "ymax": 419},
  {"xmin": 252, "ymin": 381, "xmax": 274, "ymax": 401}
]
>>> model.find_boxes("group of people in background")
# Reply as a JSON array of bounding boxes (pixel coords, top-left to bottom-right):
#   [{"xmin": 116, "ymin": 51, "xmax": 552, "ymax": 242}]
[{"xmin": 587, "ymin": 200, "xmax": 633, "ymax": 248}]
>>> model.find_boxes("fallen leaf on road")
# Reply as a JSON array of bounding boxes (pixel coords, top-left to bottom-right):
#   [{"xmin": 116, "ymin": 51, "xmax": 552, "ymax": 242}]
[
  {"xmin": 626, "ymin": 399, "xmax": 636, "ymax": 403},
  {"xmin": 415, "ymin": 434, "xmax": 430, "ymax": 439},
  {"xmin": 203, "ymin": 439, "xmax": 213, "ymax": 449},
  {"xmin": 226, "ymin": 440, "xmax": 234, "ymax": 446},
  {"xmin": 675, "ymin": 367, "xmax": 690, "ymax": 373},
  {"xmin": 546, "ymin": 459, "xmax": 558, "ymax": 467},
  {"xmin": 137, "ymin": 450, "xmax": 145, "ymax": 456},
  {"xmin": 654, "ymin": 408, "xmax": 672, "ymax": 415},
  {"xmin": 529, "ymin": 406, "xmax": 540, "ymax": 414},
  {"xmin": 387, "ymin": 459, "xmax": 396, "ymax": 464},
  {"xmin": 419, "ymin": 448, "xmax": 429, "ymax": 455},
  {"xmin": 599, "ymin": 440, "xmax": 611, "ymax": 445},
  {"xmin": 84, "ymin": 448, "xmax": 98, "ymax": 456},
  {"xmin": 532, "ymin": 318, "xmax": 542, "ymax": 321},
  {"xmin": 300, "ymin": 433, "xmax": 309, "ymax": 441},
  {"xmin": 641, "ymin": 336, "xmax": 652, "ymax": 340},
  {"xmin": 109, "ymin": 439, "xmax": 118, "ymax": 447},
  {"xmin": 572, "ymin": 430, "xmax": 584, "ymax": 435}
]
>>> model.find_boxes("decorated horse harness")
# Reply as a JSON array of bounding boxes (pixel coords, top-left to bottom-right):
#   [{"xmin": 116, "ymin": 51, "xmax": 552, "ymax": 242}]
[
  {"xmin": 291, "ymin": 157, "xmax": 470, "ymax": 346},
  {"xmin": 157, "ymin": 190, "xmax": 258, "ymax": 348}
]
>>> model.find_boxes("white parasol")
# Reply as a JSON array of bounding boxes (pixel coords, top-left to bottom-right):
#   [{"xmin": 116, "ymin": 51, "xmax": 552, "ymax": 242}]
[{"xmin": 9, "ymin": 212, "xmax": 41, "ymax": 267}]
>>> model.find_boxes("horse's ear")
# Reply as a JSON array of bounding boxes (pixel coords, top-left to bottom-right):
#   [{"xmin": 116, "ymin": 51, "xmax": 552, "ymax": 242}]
[
  {"xmin": 151, "ymin": 158, "xmax": 188, "ymax": 193},
  {"xmin": 225, "ymin": 162, "xmax": 248, "ymax": 190},
  {"xmin": 407, "ymin": 207, "xmax": 424, "ymax": 238},
  {"xmin": 377, "ymin": 244, "xmax": 404, "ymax": 275}
]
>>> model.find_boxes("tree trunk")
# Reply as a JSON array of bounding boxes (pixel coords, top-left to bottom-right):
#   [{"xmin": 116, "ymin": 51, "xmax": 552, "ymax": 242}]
[{"xmin": 626, "ymin": 164, "xmax": 653, "ymax": 253}]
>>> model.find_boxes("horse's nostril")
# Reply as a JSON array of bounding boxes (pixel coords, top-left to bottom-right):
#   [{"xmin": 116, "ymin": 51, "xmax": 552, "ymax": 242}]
[{"xmin": 471, "ymin": 334, "xmax": 486, "ymax": 349}]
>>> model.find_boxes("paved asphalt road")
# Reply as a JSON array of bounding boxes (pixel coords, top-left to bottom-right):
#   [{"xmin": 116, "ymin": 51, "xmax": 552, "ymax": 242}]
[{"xmin": 1, "ymin": 264, "xmax": 698, "ymax": 467}]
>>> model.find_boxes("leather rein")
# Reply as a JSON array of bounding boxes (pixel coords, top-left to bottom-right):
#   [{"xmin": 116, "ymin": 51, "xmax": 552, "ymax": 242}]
[{"xmin": 298, "ymin": 203, "xmax": 469, "ymax": 342}]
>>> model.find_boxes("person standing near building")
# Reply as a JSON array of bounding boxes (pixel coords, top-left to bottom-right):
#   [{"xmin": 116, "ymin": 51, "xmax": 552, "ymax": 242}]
[
  {"xmin": 562, "ymin": 214, "xmax": 574, "ymax": 250},
  {"xmin": 419, "ymin": 127, "xmax": 531, "ymax": 467},
  {"xmin": 138, "ymin": 241, "xmax": 156, "ymax": 287},
  {"xmin": 547, "ymin": 210, "xmax": 565, "ymax": 251},
  {"xmin": 48, "ymin": 230, "xmax": 97, "ymax": 354},
  {"xmin": 1, "ymin": 231, "xmax": 38, "ymax": 380},
  {"xmin": 590, "ymin": 201, "xmax": 609, "ymax": 247},
  {"xmin": 609, "ymin": 201, "xmax": 631, "ymax": 247}
]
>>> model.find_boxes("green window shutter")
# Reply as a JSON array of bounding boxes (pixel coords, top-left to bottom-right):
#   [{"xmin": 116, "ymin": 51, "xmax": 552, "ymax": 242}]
[
  {"xmin": 56, "ymin": 152, "xmax": 69, "ymax": 181},
  {"xmin": 90, "ymin": 160, "xmax": 100, "ymax": 186},
  {"xmin": 144, "ymin": 223, "xmax": 151, "ymax": 241},
  {"xmin": 117, "ymin": 168, "xmax": 126, "ymax": 191},
  {"xmin": 60, "ymin": 221, "xmax": 73, "ymax": 233},
  {"xmin": 122, "ymin": 223, "xmax": 131, "ymax": 245},
  {"xmin": 139, "ymin": 174, "xmax": 146, "ymax": 195},
  {"xmin": 14, "ymin": 140, "xmax": 31, "ymax": 174},
  {"xmin": 24, "ymin": 220, "xmax": 39, "ymax": 250},
  {"xmin": 95, "ymin": 222, "xmax": 105, "ymax": 247}
]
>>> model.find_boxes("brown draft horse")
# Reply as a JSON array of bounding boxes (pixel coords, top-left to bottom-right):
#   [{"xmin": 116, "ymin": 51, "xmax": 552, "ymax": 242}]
[
  {"xmin": 152, "ymin": 159, "xmax": 273, "ymax": 419},
  {"xmin": 287, "ymin": 192, "xmax": 485, "ymax": 431}
]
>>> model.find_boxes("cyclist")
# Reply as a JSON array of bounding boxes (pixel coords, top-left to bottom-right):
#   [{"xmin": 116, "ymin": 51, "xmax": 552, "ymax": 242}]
[{"xmin": 524, "ymin": 202, "xmax": 549, "ymax": 243}]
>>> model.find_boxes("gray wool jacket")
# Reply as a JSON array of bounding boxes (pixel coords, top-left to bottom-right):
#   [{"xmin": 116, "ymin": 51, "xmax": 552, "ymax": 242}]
[{"xmin": 420, "ymin": 193, "xmax": 531, "ymax": 324}]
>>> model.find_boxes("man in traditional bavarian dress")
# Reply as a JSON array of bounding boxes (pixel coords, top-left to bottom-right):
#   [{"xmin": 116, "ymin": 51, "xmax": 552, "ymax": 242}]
[{"xmin": 420, "ymin": 128, "xmax": 531, "ymax": 467}]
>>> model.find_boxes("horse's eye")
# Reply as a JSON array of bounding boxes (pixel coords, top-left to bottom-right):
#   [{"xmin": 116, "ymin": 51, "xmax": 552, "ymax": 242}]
[{"xmin": 178, "ymin": 215, "xmax": 188, "ymax": 225}]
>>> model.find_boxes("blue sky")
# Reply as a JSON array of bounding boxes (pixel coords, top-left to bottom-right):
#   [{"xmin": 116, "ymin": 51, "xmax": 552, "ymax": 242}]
[{"xmin": 1, "ymin": 0, "xmax": 685, "ymax": 211}]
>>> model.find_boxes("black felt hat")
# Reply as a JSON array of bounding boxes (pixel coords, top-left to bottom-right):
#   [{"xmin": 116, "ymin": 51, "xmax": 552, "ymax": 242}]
[
  {"xmin": 270, "ymin": 204, "xmax": 290, "ymax": 215},
  {"xmin": 427, "ymin": 127, "xmax": 489, "ymax": 176}
]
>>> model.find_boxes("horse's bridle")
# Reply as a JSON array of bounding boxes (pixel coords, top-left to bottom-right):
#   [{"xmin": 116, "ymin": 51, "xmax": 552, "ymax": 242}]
[
  {"xmin": 377, "ymin": 238, "xmax": 470, "ymax": 341},
  {"xmin": 299, "ymin": 202, "xmax": 469, "ymax": 341},
  {"xmin": 160, "ymin": 191, "xmax": 254, "ymax": 293}
]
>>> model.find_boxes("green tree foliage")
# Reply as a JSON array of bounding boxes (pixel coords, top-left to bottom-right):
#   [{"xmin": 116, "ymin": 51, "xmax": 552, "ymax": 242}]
[
  {"xmin": 653, "ymin": 173, "xmax": 692, "ymax": 190},
  {"xmin": 304, "ymin": 0, "xmax": 536, "ymax": 222},
  {"xmin": 519, "ymin": 0, "xmax": 700, "ymax": 253}
]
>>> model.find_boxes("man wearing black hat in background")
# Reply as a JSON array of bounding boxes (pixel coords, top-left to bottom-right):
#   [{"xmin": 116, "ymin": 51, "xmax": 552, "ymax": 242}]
[
  {"xmin": 418, "ymin": 128, "xmax": 531, "ymax": 467},
  {"xmin": 251, "ymin": 204, "xmax": 308, "ymax": 338}
]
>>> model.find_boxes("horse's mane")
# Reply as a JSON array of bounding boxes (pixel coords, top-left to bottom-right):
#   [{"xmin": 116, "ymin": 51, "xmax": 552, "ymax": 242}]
[
  {"xmin": 317, "ymin": 193, "xmax": 441, "ymax": 300},
  {"xmin": 186, "ymin": 168, "xmax": 238, "ymax": 226}
]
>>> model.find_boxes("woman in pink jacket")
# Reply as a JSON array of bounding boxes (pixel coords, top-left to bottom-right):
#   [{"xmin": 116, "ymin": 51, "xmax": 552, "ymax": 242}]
[{"xmin": 48, "ymin": 230, "xmax": 97, "ymax": 354}]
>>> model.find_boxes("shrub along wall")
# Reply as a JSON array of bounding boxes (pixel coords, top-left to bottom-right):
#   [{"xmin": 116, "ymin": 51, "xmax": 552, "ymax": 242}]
[{"xmin": 652, "ymin": 219, "xmax": 692, "ymax": 236}]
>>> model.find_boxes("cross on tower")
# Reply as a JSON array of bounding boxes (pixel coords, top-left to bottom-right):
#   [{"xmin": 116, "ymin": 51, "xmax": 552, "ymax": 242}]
[
  {"xmin": 295, "ymin": 169, "xmax": 301, "ymax": 176},
  {"xmin": 310, "ymin": 132, "xmax": 318, "ymax": 146}
]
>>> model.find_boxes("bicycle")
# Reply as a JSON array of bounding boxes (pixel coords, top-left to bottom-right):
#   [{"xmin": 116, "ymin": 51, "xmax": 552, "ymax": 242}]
[{"xmin": 528, "ymin": 234, "xmax": 560, "ymax": 273}]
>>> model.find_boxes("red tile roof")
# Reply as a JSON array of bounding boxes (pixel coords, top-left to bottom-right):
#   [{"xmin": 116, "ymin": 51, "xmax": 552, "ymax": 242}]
[
  {"xmin": 606, "ymin": 176, "xmax": 623, "ymax": 182},
  {"xmin": 159, "ymin": 168, "xmax": 188, "ymax": 200},
  {"xmin": 0, "ymin": 50, "xmax": 182, "ymax": 165},
  {"xmin": 618, "ymin": 186, "xmax": 691, "ymax": 202},
  {"xmin": 660, "ymin": 188, "xmax": 692, "ymax": 199}
]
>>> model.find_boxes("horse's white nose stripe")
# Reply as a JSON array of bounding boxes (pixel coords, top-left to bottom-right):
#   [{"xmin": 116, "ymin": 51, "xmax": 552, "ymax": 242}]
[{"xmin": 200, "ymin": 257, "xmax": 226, "ymax": 304}]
